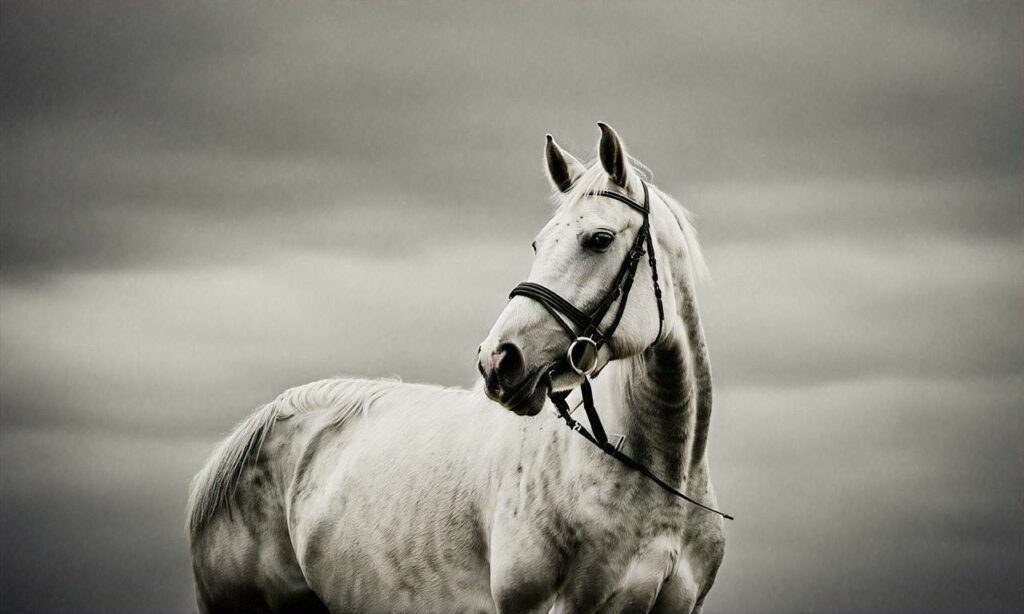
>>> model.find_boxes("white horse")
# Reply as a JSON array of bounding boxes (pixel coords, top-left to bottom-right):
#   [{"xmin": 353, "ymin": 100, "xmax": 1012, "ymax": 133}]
[{"xmin": 187, "ymin": 124, "xmax": 725, "ymax": 613}]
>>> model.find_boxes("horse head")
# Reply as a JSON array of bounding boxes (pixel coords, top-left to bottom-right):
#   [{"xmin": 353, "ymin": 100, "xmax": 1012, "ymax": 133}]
[{"xmin": 478, "ymin": 123, "xmax": 701, "ymax": 416}]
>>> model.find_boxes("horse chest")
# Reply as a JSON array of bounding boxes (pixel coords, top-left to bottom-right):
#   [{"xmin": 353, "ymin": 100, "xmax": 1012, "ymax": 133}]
[{"xmin": 490, "ymin": 474, "xmax": 689, "ymax": 610}]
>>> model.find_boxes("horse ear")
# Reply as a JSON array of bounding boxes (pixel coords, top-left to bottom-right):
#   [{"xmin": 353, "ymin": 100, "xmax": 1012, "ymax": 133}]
[
  {"xmin": 545, "ymin": 135, "xmax": 585, "ymax": 193},
  {"xmin": 597, "ymin": 122, "xmax": 631, "ymax": 188}
]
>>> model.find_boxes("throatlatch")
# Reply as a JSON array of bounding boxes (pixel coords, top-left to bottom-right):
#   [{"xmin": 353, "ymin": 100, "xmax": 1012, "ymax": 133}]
[{"xmin": 509, "ymin": 181, "xmax": 733, "ymax": 521}]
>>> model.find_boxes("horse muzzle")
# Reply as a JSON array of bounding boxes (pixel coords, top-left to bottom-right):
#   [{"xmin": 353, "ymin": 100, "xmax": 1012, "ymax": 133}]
[{"xmin": 477, "ymin": 341, "xmax": 548, "ymax": 415}]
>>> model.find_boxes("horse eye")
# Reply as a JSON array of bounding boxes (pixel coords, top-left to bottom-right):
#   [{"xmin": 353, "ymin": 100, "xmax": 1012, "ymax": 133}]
[
  {"xmin": 585, "ymin": 231, "xmax": 615, "ymax": 251},
  {"xmin": 531, "ymin": 241, "xmax": 537, "ymax": 253}
]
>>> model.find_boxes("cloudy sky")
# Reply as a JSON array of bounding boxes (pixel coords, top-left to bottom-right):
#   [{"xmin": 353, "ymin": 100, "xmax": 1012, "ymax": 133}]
[{"xmin": 1, "ymin": 2, "xmax": 1020, "ymax": 612}]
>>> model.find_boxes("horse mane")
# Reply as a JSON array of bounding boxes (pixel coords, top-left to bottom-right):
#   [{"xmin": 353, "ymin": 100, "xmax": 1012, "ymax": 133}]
[
  {"xmin": 555, "ymin": 158, "xmax": 714, "ymax": 465},
  {"xmin": 186, "ymin": 377, "xmax": 405, "ymax": 531},
  {"xmin": 653, "ymin": 185, "xmax": 710, "ymax": 284}
]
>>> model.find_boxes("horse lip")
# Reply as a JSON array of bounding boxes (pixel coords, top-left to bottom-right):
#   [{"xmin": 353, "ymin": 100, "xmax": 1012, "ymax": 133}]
[
  {"xmin": 501, "ymin": 366, "xmax": 548, "ymax": 409},
  {"xmin": 502, "ymin": 371, "xmax": 538, "ymax": 406}
]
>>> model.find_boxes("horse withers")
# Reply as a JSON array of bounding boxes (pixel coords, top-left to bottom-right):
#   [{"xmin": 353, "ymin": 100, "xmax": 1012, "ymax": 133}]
[{"xmin": 187, "ymin": 124, "xmax": 725, "ymax": 613}]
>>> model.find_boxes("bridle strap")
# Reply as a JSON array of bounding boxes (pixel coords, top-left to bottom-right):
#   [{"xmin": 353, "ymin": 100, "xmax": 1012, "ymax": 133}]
[
  {"xmin": 511, "ymin": 282, "xmax": 591, "ymax": 334},
  {"xmin": 548, "ymin": 377, "xmax": 734, "ymax": 520},
  {"xmin": 590, "ymin": 228, "xmax": 646, "ymax": 346},
  {"xmin": 645, "ymin": 225, "xmax": 666, "ymax": 345},
  {"xmin": 585, "ymin": 189, "xmax": 650, "ymax": 215}
]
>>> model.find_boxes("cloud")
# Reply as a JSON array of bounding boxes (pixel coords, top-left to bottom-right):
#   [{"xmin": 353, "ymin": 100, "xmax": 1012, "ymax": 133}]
[
  {"xmin": 0, "ymin": 1, "xmax": 1020, "ymax": 612},
  {"xmin": 2, "ymin": 2, "xmax": 1020, "ymax": 276},
  {"xmin": 708, "ymin": 375, "xmax": 1022, "ymax": 613},
  {"xmin": 0, "ymin": 427, "xmax": 206, "ymax": 613},
  {"xmin": 701, "ymin": 232, "xmax": 1022, "ymax": 386},
  {"xmin": 0, "ymin": 243, "xmax": 527, "ymax": 435},
  {"xmin": 3, "ymin": 225, "xmax": 1017, "ymax": 436}
]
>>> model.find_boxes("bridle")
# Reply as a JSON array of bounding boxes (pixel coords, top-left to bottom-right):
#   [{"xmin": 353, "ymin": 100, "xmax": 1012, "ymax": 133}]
[
  {"xmin": 508, "ymin": 181, "xmax": 733, "ymax": 520},
  {"xmin": 511, "ymin": 181, "xmax": 664, "ymax": 373}
]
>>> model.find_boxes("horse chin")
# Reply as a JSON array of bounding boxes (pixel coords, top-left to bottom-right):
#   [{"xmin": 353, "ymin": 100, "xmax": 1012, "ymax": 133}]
[{"xmin": 507, "ymin": 383, "xmax": 547, "ymax": 416}]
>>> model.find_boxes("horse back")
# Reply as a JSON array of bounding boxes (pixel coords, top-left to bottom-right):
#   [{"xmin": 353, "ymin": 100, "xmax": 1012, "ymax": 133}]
[{"xmin": 187, "ymin": 378, "xmax": 419, "ymax": 612}]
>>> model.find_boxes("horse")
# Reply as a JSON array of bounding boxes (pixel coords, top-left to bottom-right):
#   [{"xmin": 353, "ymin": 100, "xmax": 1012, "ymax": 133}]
[{"xmin": 187, "ymin": 123, "xmax": 725, "ymax": 613}]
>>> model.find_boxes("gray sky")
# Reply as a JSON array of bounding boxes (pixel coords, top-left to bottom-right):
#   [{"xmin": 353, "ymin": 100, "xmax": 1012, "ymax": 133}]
[{"xmin": 1, "ymin": 2, "xmax": 1021, "ymax": 612}]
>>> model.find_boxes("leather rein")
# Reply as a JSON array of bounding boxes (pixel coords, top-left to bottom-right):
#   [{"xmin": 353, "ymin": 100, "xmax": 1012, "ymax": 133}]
[{"xmin": 508, "ymin": 181, "xmax": 733, "ymax": 521}]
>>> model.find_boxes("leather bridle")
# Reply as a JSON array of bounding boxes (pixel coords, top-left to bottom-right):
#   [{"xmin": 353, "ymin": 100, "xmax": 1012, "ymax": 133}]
[
  {"xmin": 508, "ymin": 181, "xmax": 734, "ymax": 520},
  {"xmin": 510, "ymin": 181, "xmax": 664, "ymax": 373}
]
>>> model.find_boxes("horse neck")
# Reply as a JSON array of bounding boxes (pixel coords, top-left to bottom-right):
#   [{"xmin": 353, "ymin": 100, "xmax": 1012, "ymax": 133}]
[{"xmin": 608, "ymin": 272, "xmax": 712, "ymax": 484}]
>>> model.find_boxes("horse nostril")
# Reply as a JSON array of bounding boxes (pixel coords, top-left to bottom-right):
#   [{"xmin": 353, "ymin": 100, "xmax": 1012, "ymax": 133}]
[{"xmin": 493, "ymin": 342, "xmax": 526, "ymax": 387}]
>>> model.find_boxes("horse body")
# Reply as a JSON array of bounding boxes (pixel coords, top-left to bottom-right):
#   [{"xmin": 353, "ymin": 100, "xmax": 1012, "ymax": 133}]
[
  {"xmin": 188, "ymin": 124, "xmax": 726, "ymax": 613},
  {"xmin": 191, "ymin": 362, "xmax": 721, "ymax": 612}
]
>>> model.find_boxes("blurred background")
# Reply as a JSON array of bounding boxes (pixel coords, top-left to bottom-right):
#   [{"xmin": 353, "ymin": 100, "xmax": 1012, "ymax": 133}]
[{"xmin": 1, "ymin": 2, "xmax": 1020, "ymax": 612}]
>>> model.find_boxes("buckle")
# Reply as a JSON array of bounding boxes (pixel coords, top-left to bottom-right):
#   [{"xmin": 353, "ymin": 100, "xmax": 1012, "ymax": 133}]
[{"xmin": 567, "ymin": 337, "xmax": 598, "ymax": 376}]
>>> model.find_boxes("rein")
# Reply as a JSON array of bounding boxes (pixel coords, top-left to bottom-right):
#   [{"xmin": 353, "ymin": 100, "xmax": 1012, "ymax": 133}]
[{"xmin": 508, "ymin": 181, "xmax": 734, "ymax": 521}]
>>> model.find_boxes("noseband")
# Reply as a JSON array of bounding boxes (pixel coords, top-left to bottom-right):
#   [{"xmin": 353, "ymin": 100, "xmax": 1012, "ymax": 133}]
[{"xmin": 507, "ymin": 181, "xmax": 733, "ymax": 520}]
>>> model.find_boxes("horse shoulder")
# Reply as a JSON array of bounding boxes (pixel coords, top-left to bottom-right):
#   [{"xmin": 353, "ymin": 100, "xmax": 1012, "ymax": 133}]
[
  {"xmin": 668, "ymin": 464, "xmax": 726, "ymax": 613},
  {"xmin": 287, "ymin": 388, "xmax": 500, "ymax": 610},
  {"xmin": 488, "ymin": 419, "xmax": 583, "ymax": 612},
  {"xmin": 577, "ymin": 466, "xmax": 725, "ymax": 613},
  {"xmin": 595, "ymin": 534, "xmax": 680, "ymax": 613},
  {"xmin": 639, "ymin": 504, "xmax": 724, "ymax": 614}
]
